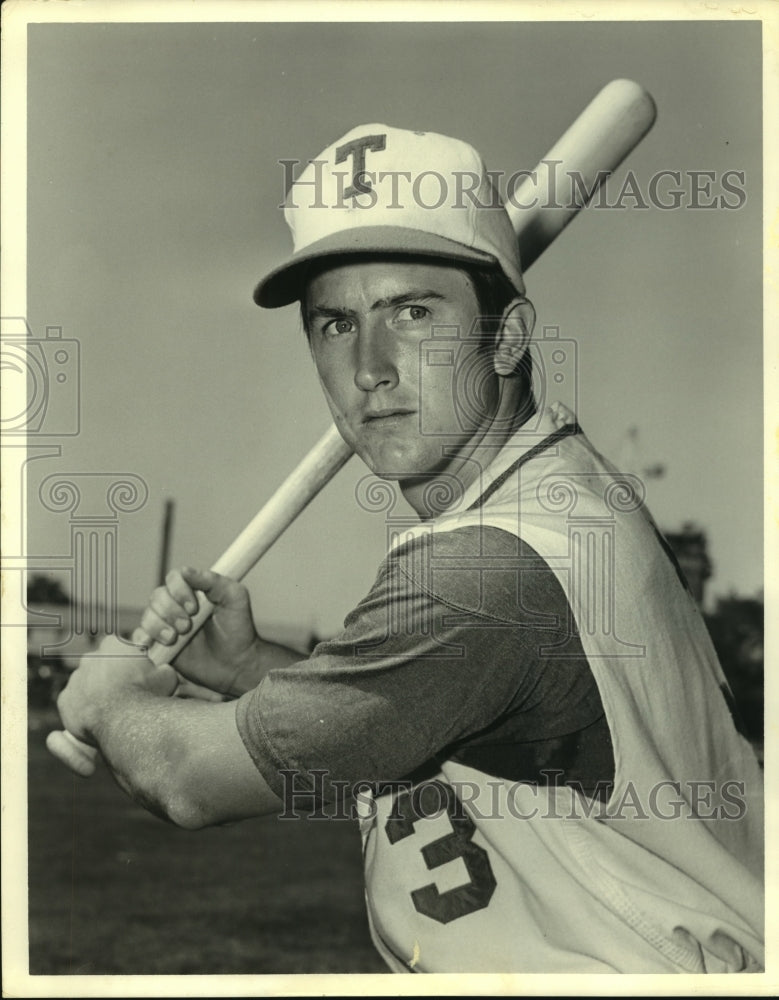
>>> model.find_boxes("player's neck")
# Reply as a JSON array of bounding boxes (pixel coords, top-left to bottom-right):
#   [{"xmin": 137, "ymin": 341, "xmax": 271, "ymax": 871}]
[{"xmin": 401, "ymin": 379, "xmax": 534, "ymax": 520}]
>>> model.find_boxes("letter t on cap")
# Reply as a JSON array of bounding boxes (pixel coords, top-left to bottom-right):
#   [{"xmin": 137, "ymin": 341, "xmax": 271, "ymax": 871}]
[{"xmin": 335, "ymin": 134, "xmax": 387, "ymax": 198}]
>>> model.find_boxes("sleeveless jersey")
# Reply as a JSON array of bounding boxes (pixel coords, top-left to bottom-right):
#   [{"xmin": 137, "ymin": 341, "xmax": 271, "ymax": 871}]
[{"xmin": 357, "ymin": 403, "xmax": 764, "ymax": 974}]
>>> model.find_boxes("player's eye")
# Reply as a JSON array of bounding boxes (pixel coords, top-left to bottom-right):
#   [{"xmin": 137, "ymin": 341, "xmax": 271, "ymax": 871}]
[
  {"xmin": 397, "ymin": 305, "xmax": 430, "ymax": 322},
  {"xmin": 323, "ymin": 317, "xmax": 356, "ymax": 336}
]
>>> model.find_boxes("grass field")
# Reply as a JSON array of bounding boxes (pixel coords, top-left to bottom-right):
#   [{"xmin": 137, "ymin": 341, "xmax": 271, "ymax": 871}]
[{"xmin": 26, "ymin": 709, "xmax": 388, "ymax": 977}]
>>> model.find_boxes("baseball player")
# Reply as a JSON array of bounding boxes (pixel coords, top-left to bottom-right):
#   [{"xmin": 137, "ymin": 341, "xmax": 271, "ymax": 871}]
[{"xmin": 56, "ymin": 124, "xmax": 764, "ymax": 973}]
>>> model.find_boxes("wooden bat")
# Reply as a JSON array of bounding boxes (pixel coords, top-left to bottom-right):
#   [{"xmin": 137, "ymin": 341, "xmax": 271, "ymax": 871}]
[
  {"xmin": 45, "ymin": 422, "xmax": 353, "ymax": 775},
  {"xmin": 46, "ymin": 78, "xmax": 657, "ymax": 776}
]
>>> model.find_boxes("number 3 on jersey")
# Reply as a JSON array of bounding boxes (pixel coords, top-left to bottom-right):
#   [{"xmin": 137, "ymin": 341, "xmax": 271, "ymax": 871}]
[{"xmin": 384, "ymin": 779, "xmax": 496, "ymax": 924}]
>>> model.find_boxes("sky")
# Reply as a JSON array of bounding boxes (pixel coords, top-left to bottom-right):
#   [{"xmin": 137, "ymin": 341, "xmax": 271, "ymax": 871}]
[
  {"xmin": 2, "ymin": 4, "xmax": 777, "ymax": 997},
  {"xmin": 7, "ymin": 8, "xmax": 769, "ymax": 641}
]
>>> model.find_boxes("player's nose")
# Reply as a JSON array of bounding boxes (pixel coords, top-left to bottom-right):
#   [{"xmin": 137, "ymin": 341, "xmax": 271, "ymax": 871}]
[{"xmin": 353, "ymin": 323, "xmax": 399, "ymax": 392}]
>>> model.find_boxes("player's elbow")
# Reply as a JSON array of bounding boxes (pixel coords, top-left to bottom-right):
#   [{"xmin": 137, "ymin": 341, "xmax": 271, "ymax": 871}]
[
  {"xmin": 155, "ymin": 752, "xmax": 260, "ymax": 831},
  {"xmin": 132, "ymin": 703, "xmax": 275, "ymax": 829},
  {"xmin": 164, "ymin": 794, "xmax": 212, "ymax": 831},
  {"xmin": 123, "ymin": 751, "xmax": 220, "ymax": 830},
  {"xmin": 128, "ymin": 776, "xmax": 211, "ymax": 830},
  {"xmin": 159, "ymin": 766, "xmax": 222, "ymax": 830}
]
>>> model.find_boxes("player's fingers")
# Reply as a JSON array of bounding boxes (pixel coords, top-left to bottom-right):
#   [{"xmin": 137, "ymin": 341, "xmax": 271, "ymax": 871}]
[
  {"xmin": 139, "ymin": 606, "xmax": 190, "ymax": 646},
  {"xmin": 174, "ymin": 678, "xmax": 228, "ymax": 702},
  {"xmin": 131, "ymin": 626, "xmax": 150, "ymax": 648},
  {"xmin": 147, "ymin": 663, "xmax": 180, "ymax": 697},
  {"xmin": 164, "ymin": 569, "xmax": 200, "ymax": 615},
  {"xmin": 148, "ymin": 586, "xmax": 194, "ymax": 632},
  {"xmin": 179, "ymin": 566, "xmax": 251, "ymax": 611},
  {"xmin": 94, "ymin": 633, "xmax": 145, "ymax": 658}
]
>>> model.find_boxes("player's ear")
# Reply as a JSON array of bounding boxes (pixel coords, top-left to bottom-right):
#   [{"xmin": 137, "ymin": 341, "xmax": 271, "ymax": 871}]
[{"xmin": 494, "ymin": 297, "xmax": 535, "ymax": 376}]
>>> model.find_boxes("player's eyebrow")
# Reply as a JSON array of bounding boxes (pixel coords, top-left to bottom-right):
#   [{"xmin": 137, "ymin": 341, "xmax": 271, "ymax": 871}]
[
  {"xmin": 307, "ymin": 289, "xmax": 446, "ymax": 321},
  {"xmin": 368, "ymin": 289, "xmax": 446, "ymax": 311},
  {"xmin": 306, "ymin": 304, "xmax": 358, "ymax": 322}
]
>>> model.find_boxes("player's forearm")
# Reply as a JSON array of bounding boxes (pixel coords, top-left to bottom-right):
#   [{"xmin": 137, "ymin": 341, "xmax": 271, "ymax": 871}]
[
  {"xmin": 89, "ymin": 687, "xmax": 206, "ymax": 824},
  {"xmin": 203, "ymin": 637, "xmax": 305, "ymax": 698},
  {"xmin": 245, "ymin": 637, "xmax": 304, "ymax": 687},
  {"xmin": 171, "ymin": 635, "xmax": 304, "ymax": 699},
  {"xmin": 88, "ymin": 688, "xmax": 282, "ymax": 828}
]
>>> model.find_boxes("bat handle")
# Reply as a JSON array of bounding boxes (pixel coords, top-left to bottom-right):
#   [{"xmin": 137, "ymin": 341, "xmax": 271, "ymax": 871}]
[
  {"xmin": 45, "ymin": 594, "xmax": 217, "ymax": 777},
  {"xmin": 46, "ymin": 423, "xmax": 353, "ymax": 777}
]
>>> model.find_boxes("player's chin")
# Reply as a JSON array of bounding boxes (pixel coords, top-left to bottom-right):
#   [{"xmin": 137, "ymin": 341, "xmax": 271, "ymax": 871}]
[
  {"xmin": 359, "ymin": 443, "xmax": 444, "ymax": 482},
  {"xmin": 361, "ymin": 455, "xmax": 415, "ymax": 481}
]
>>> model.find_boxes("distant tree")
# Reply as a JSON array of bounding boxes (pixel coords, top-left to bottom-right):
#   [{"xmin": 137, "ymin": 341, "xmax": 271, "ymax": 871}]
[
  {"xmin": 27, "ymin": 574, "xmax": 70, "ymax": 707},
  {"xmin": 705, "ymin": 595, "xmax": 764, "ymax": 744},
  {"xmin": 27, "ymin": 574, "xmax": 70, "ymax": 605}
]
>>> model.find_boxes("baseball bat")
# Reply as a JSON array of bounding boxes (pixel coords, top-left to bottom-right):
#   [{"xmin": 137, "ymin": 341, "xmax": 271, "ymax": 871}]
[
  {"xmin": 512, "ymin": 78, "xmax": 657, "ymax": 269},
  {"xmin": 45, "ymin": 423, "xmax": 353, "ymax": 776},
  {"xmin": 46, "ymin": 78, "xmax": 656, "ymax": 776}
]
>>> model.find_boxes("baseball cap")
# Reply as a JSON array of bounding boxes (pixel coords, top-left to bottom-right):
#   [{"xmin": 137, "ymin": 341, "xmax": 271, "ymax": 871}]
[{"xmin": 254, "ymin": 123, "xmax": 525, "ymax": 308}]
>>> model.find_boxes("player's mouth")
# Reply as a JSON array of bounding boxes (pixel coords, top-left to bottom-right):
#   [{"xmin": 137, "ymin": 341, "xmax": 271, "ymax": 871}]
[{"xmin": 362, "ymin": 408, "xmax": 416, "ymax": 426}]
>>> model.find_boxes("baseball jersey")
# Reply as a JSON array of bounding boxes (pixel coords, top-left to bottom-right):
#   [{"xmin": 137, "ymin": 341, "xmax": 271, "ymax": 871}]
[
  {"xmin": 357, "ymin": 403, "xmax": 764, "ymax": 973},
  {"xmin": 235, "ymin": 525, "xmax": 617, "ymax": 803}
]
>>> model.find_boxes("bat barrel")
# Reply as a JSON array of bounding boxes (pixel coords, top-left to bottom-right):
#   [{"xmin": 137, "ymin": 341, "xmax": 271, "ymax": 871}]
[
  {"xmin": 510, "ymin": 79, "xmax": 657, "ymax": 268},
  {"xmin": 211, "ymin": 423, "xmax": 353, "ymax": 582}
]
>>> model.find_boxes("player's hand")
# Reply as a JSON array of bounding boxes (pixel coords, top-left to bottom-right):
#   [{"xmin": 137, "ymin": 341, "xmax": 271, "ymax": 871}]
[
  {"xmin": 135, "ymin": 566, "xmax": 263, "ymax": 699},
  {"xmin": 57, "ymin": 634, "xmax": 178, "ymax": 744}
]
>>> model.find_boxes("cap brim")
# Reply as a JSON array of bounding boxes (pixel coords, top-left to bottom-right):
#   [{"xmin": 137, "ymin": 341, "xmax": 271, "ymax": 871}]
[{"xmin": 253, "ymin": 226, "xmax": 500, "ymax": 308}]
